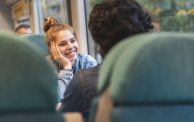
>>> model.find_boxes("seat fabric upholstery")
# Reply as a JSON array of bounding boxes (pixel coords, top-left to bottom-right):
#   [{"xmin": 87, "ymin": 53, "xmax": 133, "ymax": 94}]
[
  {"xmin": 89, "ymin": 32, "xmax": 194, "ymax": 122},
  {"xmin": 99, "ymin": 32, "xmax": 194, "ymax": 104},
  {"xmin": 0, "ymin": 31, "xmax": 64, "ymax": 122},
  {"xmin": 20, "ymin": 34, "xmax": 49, "ymax": 57},
  {"xmin": 111, "ymin": 105, "xmax": 194, "ymax": 122}
]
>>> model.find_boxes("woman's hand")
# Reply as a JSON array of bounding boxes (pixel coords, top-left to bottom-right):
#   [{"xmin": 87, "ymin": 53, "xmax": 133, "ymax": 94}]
[{"xmin": 50, "ymin": 41, "xmax": 72, "ymax": 69}]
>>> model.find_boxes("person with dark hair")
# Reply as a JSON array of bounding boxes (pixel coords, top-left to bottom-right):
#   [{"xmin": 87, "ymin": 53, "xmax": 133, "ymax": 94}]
[
  {"xmin": 43, "ymin": 17, "xmax": 97, "ymax": 100},
  {"xmin": 15, "ymin": 24, "xmax": 32, "ymax": 36},
  {"xmin": 59, "ymin": 0, "xmax": 153, "ymax": 122}
]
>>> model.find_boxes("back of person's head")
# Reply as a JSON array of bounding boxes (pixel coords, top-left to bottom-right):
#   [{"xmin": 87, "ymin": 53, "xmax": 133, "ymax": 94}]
[
  {"xmin": 15, "ymin": 24, "xmax": 32, "ymax": 36},
  {"xmin": 89, "ymin": 0, "xmax": 153, "ymax": 55},
  {"xmin": 43, "ymin": 17, "xmax": 76, "ymax": 47}
]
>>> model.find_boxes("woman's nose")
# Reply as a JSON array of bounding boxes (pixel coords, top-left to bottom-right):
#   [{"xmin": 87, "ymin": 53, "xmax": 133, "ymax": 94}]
[{"xmin": 67, "ymin": 42, "xmax": 73, "ymax": 49}]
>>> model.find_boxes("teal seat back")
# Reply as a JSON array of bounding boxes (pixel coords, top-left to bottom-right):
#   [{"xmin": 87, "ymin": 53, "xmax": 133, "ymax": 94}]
[
  {"xmin": 90, "ymin": 32, "xmax": 194, "ymax": 122},
  {"xmin": 20, "ymin": 34, "xmax": 49, "ymax": 57},
  {"xmin": 0, "ymin": 31, "xmax": 64, "ymax": 122}
]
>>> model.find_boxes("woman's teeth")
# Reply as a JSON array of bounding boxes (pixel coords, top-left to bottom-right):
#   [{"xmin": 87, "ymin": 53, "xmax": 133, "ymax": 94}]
[{"xmin": 67, "ymin": 51, "xmax": 74, "ymax": 55}]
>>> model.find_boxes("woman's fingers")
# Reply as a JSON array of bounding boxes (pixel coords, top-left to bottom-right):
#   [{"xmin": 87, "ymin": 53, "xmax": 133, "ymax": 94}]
[
  {"xmin": 51, "ymin": 41, "xmax": 64, "ymax": 60},
  {"xmin": 50, "ymin": 42, "xmax": 55, "ymax": 58},
  {"xmin": 56, "ymin": 44, "xmax": 63, "ymax": 57},
  {"xmin": 51, "ymin": 41, "xmax": 59, "ymax": 59},
  {"xmin": 55, "ymin": 43, "xmax": 60, "ymax": 56},
  {"xmin": 50, "ymin": 41, "xmax": 72, "ymax": 69}
]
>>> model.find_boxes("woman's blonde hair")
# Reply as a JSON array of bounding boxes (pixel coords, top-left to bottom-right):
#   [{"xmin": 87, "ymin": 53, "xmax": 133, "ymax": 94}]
[{"xmin": 43, "ymin": 17, "xmax": 76, "ymax": 46}]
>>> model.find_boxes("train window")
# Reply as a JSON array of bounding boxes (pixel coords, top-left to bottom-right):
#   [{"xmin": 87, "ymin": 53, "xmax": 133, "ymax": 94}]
[
  {"xmin": 85, "ymin": 0, "xmax": 103, "ymax": 64},
  {"xmin": 41, "ymin": 0, "xmax": 67, "ymax": 23},
  {"xmin": 85, "ymin": 0, "xmax": 194, "ymax": 63},
  {"xmin": 136, "ymin": 0, "xmax": 194, "ymax": 33},
  {"xmin": 37, "ymin": 0, "xmax": 68, "ymax": 34}
]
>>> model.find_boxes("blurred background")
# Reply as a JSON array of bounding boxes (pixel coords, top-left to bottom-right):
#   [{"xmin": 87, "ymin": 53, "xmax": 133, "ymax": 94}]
[{"xmin": 1, "ymin": 0, "xmax": 194, "ymax": 63}]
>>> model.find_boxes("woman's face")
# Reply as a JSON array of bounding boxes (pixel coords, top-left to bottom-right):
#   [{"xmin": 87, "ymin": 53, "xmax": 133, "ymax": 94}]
[{"xmin": 55, "ymin": 30, "xmax": 79, "ymax": 65}]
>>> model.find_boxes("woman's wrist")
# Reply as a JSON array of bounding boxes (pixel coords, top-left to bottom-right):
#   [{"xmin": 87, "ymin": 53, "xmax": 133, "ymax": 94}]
[{"xmin": 63, "ymin": 64, "xmax": 72, "ymax": 69}]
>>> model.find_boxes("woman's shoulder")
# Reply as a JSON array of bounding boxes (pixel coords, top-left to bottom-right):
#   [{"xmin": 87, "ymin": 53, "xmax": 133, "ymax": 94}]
[
  {"xmin": 78, "ymin": 53, "xmax": 96, "ymax": 62},
  {"xmin": 78, "ymin": 53, "xmax": 97, "ymax": 66}
]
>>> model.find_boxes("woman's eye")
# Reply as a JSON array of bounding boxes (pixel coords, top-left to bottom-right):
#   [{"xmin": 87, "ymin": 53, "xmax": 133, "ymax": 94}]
[
  {"xmin": 59, "ymin": 43, "xmax": 66, "ymax": 46},
  {"xmin": 71, "ymin": 40, "xmax": 75, "ymax": 43}
]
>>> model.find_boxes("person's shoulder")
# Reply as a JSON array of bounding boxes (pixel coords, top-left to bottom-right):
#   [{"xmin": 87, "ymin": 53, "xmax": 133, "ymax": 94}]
[
  {"xmin": 81, "ymin": 65, "xmax": 100, "ymax": 74},
  {"xmin": 73, "ymin": 65, "xmax": 100, "ymax": 82},
  {"xmin": 79, "ymin": 53, "xmax": 96, "ymax": 61},
  {"xmin": 76, "ymin": 65, "xmax": 99, "ymax": 82},
  {"xmin": 78, "ymin": 53, "xmax": 97, "ymax": 66}
]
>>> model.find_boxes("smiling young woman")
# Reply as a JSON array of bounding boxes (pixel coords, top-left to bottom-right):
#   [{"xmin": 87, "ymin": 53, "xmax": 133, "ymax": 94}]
[{"xmin": 43, "ymin": 17, "xmax": 97, "ymax": 100}]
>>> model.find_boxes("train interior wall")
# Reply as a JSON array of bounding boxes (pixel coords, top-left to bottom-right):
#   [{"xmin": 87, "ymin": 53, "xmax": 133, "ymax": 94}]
[{"xmin": 0, "ymin": 1, "xmax": 14, "ymax": 32}]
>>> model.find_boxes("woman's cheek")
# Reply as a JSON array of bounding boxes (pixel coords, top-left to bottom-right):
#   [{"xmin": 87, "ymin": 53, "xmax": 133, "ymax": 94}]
[{"xmin": 59, "ymin": 47, "xmax": 64, "ymax": 55}]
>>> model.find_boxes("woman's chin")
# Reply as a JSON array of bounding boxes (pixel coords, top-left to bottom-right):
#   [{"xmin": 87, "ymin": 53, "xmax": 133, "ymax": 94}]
[{"xmin": 66, "ymin": 55, "xmax": 77, "ymax": 65}]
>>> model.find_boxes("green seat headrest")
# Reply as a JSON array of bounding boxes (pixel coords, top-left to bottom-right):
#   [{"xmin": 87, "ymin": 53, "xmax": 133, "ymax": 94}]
[
  {"xmin": 20, "ymin": 34, "xmax": 49, "ymax": 56},
  {"xmin": 0, "ymin": 31, "xmax": 58, "ymax": 112},
  {"xmin": 99, "ymin": 32, "xmax": 194, "ymax": 104}
]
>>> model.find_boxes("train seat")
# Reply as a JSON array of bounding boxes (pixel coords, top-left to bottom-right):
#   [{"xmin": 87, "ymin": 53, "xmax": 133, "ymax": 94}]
[
  {"xmin": 20, "ymin": 34, "xmax": 49, "ymax": 57},
  {"xmin": 89, "ymin": 32, "xmax": 194, "ymax": 122},
  {"xmin": 0, "ymin": 31, "xmax": 64, "ymax": 122}
]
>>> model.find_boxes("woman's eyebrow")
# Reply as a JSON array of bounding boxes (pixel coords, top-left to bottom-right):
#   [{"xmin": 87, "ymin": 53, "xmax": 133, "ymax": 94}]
[
  {"xmin": 58, "ymin": 38, "xmax": 75, "ymax": 43},
  {"xmin": 59, "ymin": 40, "xmax": 67, "ymax": 43},
  {"xmin": 70, "ymin": 37, "xmax": 75, "ymax": 40}
]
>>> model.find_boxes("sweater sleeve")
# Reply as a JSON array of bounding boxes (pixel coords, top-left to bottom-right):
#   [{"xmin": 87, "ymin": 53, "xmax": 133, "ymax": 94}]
[
  {"xmin": 57, "ymin": 69, "xmax": 73, "ymax": 100},
  {"xmin": 59, "ymin": 70, "xmax": 86, "ymax": 116}
]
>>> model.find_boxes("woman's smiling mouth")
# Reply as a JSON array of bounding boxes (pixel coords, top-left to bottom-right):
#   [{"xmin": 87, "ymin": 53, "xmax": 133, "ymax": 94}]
[{"xmin": 65, "ymin": 50, "xmax": 76, "ymax": 57}]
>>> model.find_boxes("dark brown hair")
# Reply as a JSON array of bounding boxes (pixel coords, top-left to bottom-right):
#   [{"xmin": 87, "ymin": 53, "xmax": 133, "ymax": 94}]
[
  {"xmin": 43, "ymin": 17, "xmax": 76, "ymax": 46},
  {"xmin": 89, "ymin": 0, "xmax": 153, "ymax": 54}
]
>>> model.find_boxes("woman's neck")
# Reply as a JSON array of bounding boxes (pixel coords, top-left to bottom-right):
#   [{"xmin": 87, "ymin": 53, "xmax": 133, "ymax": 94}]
[{"xmin": 71, "ymin": 60, "xmax": 76, "ymax": 66}]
